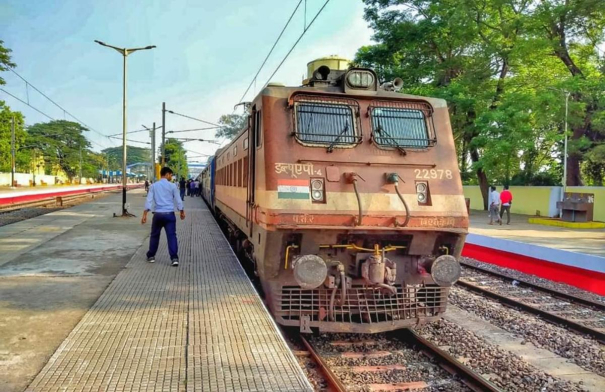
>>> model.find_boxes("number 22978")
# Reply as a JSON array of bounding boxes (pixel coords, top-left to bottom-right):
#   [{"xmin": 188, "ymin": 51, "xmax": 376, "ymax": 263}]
[{"xmin": 414, "ymin": 169, "xmax": 453, "ymax": 180}]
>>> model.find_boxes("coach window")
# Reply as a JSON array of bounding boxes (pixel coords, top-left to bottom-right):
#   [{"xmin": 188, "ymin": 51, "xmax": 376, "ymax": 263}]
[
  {"xmin": 255, "ymin": 110, "xmax": 262, "ymax": 147},
  {"xmin": 234, "ymin": 146, "xmax": 237, "ymax": 157},
  {"xmin": 243, "ymin": 157, "xmax": 248, "ymax": 187},
  {"xmin": 293, "ymin": 99, "xmax": 360, "ymax": 148},
  {"xmin": 244, "ymin": 138, "xmax": 249, "ymax": 150},
  {"xmin": 232, "ymin": 163, "xmax": 236, "ymax": 186},
  {"xmin": 238, "ymin": 159, "xmax": 243, "ymax": 187}
]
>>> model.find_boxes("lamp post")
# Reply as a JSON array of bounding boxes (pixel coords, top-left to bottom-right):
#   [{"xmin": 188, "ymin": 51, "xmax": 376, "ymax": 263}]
[
  {"xmin": 548, "ymin": 88, "xmax": 571, "ymax": 201},
  {"xmin": 562, "ymin": 91, "xmax": 570, "ymax": 197},
  {"xmin": 94, "ymin": 40, "xmax": 156, "ymax": 217}
]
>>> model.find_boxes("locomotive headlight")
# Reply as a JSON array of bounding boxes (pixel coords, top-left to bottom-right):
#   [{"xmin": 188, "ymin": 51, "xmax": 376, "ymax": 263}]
[
  {"xmin": 310, "ymin": 179, "xmax": 325, "ymax": 202},
  {"xmin": 416, "ymin": 181, "xmax": 428, "ymax": 204},
  {"xmin": 293, "ymin": 255, "xmax": 328, "ymax": 289},
  {"xmin": 428, "ymin": 255, "xmax": 461, "ymax": 286},
  {"xmin": 346, "ymin": 70, "xmax": 375, "ymax": 89}
]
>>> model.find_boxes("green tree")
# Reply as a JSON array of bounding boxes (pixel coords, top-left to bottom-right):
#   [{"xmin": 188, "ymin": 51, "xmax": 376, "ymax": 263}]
[
  {"xmin": 0, "ymin": 40, "xmax": 16, "ymax": 86},
  {"xmin": 26, "ymin": 120, "xmax": 91, "ymax": 179},
  {"xmin": 101, "ymin": 146, "xmax": 151, "ymax": 166},
  {"xmin": 530, "ymin": 0, "xmax": 605, "ymax": 186},
  {"xmin": 356, "ymin": 0, "xmax": 605, "ymax": 207},
  {"xmin": 216, "ymin": 113, "xmax": 247, "ymax": 139},
  {"xmin": 159, "ymin": 138, "xmax": 188, "ymax": 179},
  {"xmin": 0, "ymin": 102, "xmax": 27, "ymax": 173}
]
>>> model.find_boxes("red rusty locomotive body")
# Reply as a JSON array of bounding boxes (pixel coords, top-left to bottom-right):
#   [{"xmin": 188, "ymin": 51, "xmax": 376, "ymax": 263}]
[{"xmin": 201, "ymin": 64, "xmax": 468, "ymax": 333}]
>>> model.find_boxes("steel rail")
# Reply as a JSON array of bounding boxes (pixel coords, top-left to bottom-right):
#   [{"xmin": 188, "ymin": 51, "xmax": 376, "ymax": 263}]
[
  {"xmin": 397, "ymin": 329, "xmax": 502, "ymax": 392},
  {"xmin": 300, "ymin": 336, "xmax": 347, "ymax": 392},
  {"xmin": 457, "ymin": 280, "xmax": 605, "ymax": 344},
  {"xmin": 460, "ymin": 261, "xmax": 605, "ymax": 311},
  {"xmin": 0, "ymin": 193, "xmax": 94, "ymax": 213}
]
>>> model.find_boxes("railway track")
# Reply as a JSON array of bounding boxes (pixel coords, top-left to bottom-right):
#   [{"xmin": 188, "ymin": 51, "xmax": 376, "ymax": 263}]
[
  {"xmin": 0, "ymin": 192, "xmax": 103, "ymax": 213},
  {"xmin": 458, "ymin": 261, "xmax": 605, "ymax": 343},
  {"xmin": 0, "ymin": 188, "xmax": 130, "ymax": 227},
  {"xmin": 296, "ymin": 330, "xmax": 501, "ymax": 392}
]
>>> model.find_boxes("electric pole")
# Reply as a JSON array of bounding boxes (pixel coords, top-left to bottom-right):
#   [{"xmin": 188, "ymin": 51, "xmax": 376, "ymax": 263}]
[
  {"xmin": 79, "ymin": 146, "xmax": 83, "ymax": 183},
  {"xmin": 161, "ymin": 102, "xmax": 166, "ymax": 166},
  {"xmin": 151, "ymin": 122, "xmax": 156, "ymax": 181},
  {"xmin": 11, "ymin": 116, "xmax": 15, "ymax": 188}
]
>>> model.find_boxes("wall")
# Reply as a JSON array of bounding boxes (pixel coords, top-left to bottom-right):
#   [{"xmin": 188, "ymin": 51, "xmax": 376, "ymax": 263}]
[
  {"xmin": 0, "ymin": 172, "xmax": 98, "ymax": 187},
  {"xmin": 0, "ymin": 172, "xmax": 57, "ymax": 186},
  {"xmin": 463, "ymin": 185, "xmax": 605, "ymax": 221},
  {"xmin": 464, "ymin": 186, "xmax": 558, "ymax": 217}
]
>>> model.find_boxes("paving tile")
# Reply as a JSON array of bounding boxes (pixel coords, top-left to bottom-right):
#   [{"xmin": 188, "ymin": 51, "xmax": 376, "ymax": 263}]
[{"xmin": 26, "ymin": 199, "xmax": 311, "ymax": 391}]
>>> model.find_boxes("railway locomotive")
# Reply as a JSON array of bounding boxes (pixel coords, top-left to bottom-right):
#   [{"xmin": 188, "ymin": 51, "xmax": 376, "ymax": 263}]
[{"xmin": 201, "ymin": 57, "xmax": 468, "ymax": 333}]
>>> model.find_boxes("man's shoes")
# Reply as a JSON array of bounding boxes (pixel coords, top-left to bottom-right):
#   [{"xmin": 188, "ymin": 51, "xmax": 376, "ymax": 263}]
[
  {"xmin": 171, "ymin": 259, "xmax": 179, "ymax": 267},
  {"xmin": 147, "ymin": 257, "xmax": 155, "ymax": 263}
]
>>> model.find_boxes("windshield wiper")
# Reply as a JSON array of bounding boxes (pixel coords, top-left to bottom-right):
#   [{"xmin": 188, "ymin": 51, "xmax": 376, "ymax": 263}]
[
  {"xmin": 374, "ymin": 125, "xmax": 407, "ymax": 156},
  {"xmin": 327, "ymin": 123, "xmax": 350, "ymax": 153}
]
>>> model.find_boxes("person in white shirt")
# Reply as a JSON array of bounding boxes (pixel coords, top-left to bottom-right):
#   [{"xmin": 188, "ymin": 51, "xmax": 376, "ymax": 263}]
[{"xmin": 488, "ymin": 186, "xmax": 502, "ymax": 225}]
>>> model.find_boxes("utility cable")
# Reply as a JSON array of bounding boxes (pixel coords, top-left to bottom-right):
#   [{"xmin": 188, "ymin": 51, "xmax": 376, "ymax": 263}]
[
  {"xmin": 238, "ymin": 0, "xmax": 304, "ymax": 104},
  {"xmin": 8, "ymin": 68, "xmax": 115, "ymax": 143},
  {"xmin": 1, "ymin": 88, "xmax": 54, "ymax": 120},
  {"xmin": 166, "ymin": 110, "xmax": 221, "ymax": 127},
  {"xmin": 109, "ymin": 136, "xmax": 151, "ymax": 145},
  {"xmin": 262, "ymin": 0, "xmax": 332, "ymax": 90},
  {"xmin": 2, "ymin": 87, "xmax": 109, "ymax": 149},
  {"xmin": 168, "ymin": 126, "xmax": 221, "ymax": 134}
]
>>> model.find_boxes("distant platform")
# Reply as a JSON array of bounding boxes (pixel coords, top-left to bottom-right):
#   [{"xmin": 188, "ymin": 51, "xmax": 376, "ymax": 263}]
[
  {"xmin": 0, "ymin": 184, "xmax": 140, "ymax": 206},
  {"xmin": 464, "ymin": 210, "xmax": 605, "ymax": 295}
]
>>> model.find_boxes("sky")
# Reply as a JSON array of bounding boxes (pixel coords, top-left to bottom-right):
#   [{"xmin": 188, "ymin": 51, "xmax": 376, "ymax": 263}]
[{"xmin": 0, "ymin": 0, "xmax": 374, "ymax": 160}]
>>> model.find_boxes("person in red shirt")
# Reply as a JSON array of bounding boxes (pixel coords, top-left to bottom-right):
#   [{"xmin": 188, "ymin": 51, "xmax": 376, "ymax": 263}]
[{"xmin": 500, "ymin": 185, "xmax": 513, "ymax": 225}]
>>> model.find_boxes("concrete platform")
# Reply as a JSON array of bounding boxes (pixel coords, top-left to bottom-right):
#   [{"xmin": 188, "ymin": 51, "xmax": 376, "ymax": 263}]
[
  {"xmin": 0, "ymin": 191, "xmax": 311, "ymax": 391},
  {"xmin": 465, "ymin": 210, "xmax": 605, "ymax": 295},
  {"xmin": 469, "ymin": 210, "xmax": 605, "ymax": 257}
]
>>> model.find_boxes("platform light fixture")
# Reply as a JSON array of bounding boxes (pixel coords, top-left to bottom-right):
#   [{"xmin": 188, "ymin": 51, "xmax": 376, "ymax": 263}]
[{"xmin": 94, "ymin": 40, "xmax": 156, "ymax": 217}]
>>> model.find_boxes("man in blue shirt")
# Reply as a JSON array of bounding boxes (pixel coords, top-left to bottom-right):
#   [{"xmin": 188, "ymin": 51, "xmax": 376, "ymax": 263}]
[{"xmin": 141, "ymin": 167, "xmax": 186, "ymax": 266}]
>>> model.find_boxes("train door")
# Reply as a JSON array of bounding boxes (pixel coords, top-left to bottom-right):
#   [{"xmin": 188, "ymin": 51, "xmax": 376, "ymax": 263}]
[{"xmin": 246, "ymin": 106, "xmax": 258, "ymax": 237}]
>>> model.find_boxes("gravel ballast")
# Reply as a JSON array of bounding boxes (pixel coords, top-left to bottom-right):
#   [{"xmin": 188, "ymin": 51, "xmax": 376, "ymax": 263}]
[{"xmin": 450, "ymin": 286, "xmax": 605, "ymax": 376}]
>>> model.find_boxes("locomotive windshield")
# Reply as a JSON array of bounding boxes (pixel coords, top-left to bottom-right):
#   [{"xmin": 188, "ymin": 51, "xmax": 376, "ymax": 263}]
[
  {"xmin": 370, "ymin": 107, "xmax": 432, "ymax": 148},
  {"xmin": 294, "ymin": 102, "xmax": 360, "ymax": 148}
]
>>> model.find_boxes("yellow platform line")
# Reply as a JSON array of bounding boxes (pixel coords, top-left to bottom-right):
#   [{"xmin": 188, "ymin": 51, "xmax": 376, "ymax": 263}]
[{"xmin": 528, "ymin": 217, "xmax": 605, "ymax": 229}]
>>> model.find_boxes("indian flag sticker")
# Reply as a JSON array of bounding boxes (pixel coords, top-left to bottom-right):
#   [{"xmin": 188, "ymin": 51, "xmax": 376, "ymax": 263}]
[{"xmin": 277, "ymin": 179, "xmax": 310, "ymax": 199}]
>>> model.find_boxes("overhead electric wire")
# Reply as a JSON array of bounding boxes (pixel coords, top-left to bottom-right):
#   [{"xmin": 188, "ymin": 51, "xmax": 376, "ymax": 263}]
[
  {"xmin": 171, "ymin": 137, "xmax": 220, "ymax": 144},
  {"xmin": 168, "ymin": 126, "xmax": 221, "ymax": 134},
  {"xmin": 166, "ymin": 110, "xmax": 221, "ymax": 127},
  {"xmin": 1, "ymin": 88, "xmax": 55, "ymax": 120},
  {"xmin": 238, "ymin": 0, "xmax": 304, "ymax": 104},
  {"xmin": 8, "ymin": 68, "xmax": 116, "ymax": 144},
  {"xmin": 262, "ymin": 0, "xmax": 332, "ymax": 90},
  {"xmin": 1, "ymin": 88, "xmax": 107, "ymax": 150},
  {"xmin": 109, "ymin": 136, "xmax": 150, "ymax": 145},
  {"xmin": 184, "ymin": 148, "xmax": 212, "ymax": 157}
]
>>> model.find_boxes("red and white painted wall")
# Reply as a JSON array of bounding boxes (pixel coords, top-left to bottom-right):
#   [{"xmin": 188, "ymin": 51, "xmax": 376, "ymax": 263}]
[{"xmin": 0, "ymin": 184, "xmax": 142, "ymax": 206}]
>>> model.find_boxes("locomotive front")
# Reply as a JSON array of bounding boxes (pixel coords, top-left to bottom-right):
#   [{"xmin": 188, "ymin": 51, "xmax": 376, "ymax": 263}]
[{"xmin": 248, "ymin": 62, "xmax": 468, "ymax": 333}]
